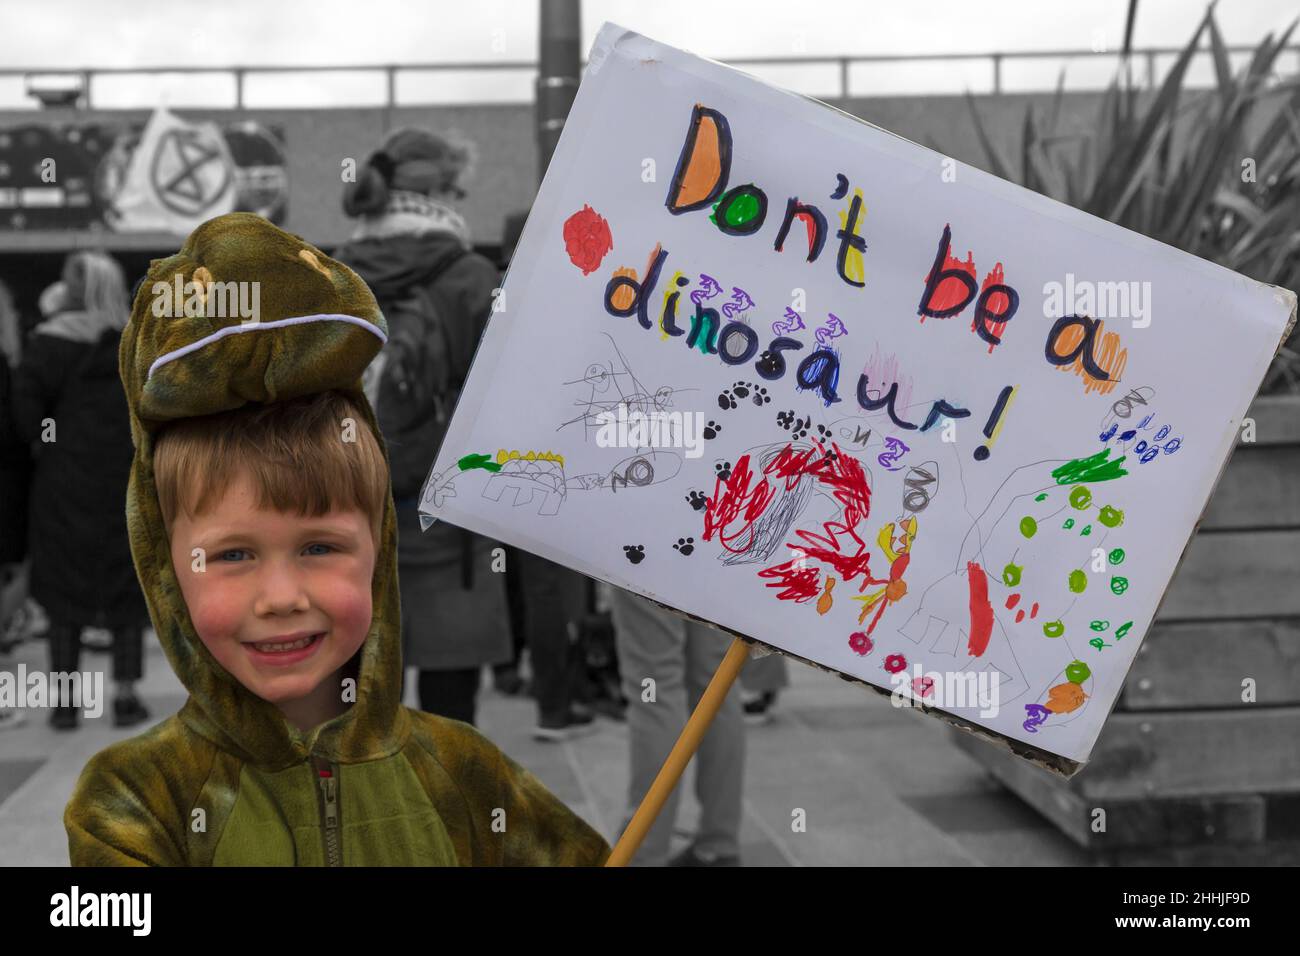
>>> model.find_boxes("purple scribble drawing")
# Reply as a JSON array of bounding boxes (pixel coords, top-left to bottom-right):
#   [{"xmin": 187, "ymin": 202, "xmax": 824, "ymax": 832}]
[
  {"xmin": 877, "ymin": 435, "xmax": 910, "ymax": 472},
  {"xmin": 1023, "ymin": 703, "xmax": 1051, "ymax": 733},
  {"xmin": 814, "ymin": 312, "xmax": 848, "ymax": 348},
  {"xmin": 691, "ymin": 273, "xmax": 722, "ymax": 306},
  {"xmin": 771, "ymin": 306, "xmax": 806, "ymax": 337},
  {"xmin": 721, "ymin": 287, "xmax": 755, "ymax": 320}
]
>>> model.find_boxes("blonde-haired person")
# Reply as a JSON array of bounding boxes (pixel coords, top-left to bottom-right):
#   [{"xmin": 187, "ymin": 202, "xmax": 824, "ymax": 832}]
[
  {"xmin": 334, "ymin": 127, "xmax": 512, "ymax": 725},
  {"xmin": 10, "ymin": 252, "xmax": 151, "ymax": 729}
]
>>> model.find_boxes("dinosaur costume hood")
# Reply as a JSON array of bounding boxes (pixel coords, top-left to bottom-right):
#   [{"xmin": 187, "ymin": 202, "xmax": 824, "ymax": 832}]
[
  {"xmin": 118, "ymin": 211, "xmax": 401, "ymax": 769},
  {"xmin": 65, "ymin": 212, "xmax": 609, "ymax": 866}
]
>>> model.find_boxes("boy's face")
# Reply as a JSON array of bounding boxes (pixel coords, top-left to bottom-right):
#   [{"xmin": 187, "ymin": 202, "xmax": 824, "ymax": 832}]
[{"xmin": 169, "ymin": 471, "xmax": 376, "ymax": 708}]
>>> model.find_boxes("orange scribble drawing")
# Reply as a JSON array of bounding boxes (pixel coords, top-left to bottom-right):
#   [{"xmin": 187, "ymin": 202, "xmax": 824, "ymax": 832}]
[
  {"xmin": 1052, "ymin": 319, "xmax": 1128, "ymax": 395},
  {"xmin": 607, "ymin": 266, "xmax": 637, "ymax": 312},
  {"xmin": 817, "ymin": 577, "xmax": 837, "ymax": 615},
  {"xmin": 668, "ymin": 106, "xmax": 726, "ymax": 211},
  {"xmin": 1045, "ymin": 681, "xmax": 1088, "ymax": 714}
]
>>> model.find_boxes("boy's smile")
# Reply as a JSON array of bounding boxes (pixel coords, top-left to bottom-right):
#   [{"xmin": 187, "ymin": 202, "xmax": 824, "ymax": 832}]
[{"xmin": 168, "ymin": 471, "xmax": 377, "ymax": 731}]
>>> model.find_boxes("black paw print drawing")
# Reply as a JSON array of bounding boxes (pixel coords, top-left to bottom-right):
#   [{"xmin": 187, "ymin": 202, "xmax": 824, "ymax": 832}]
[
  {"xmin": 777, "ymin": 410, "xmax": 810, "ymax": 439},
  {"xmin": 673, "ymin": 537, "xmax": 696, "ymax": 556},
  {"xmin": 623, "ymin": 544, "xmax": 645, "ymax": 565},
  {"xmin": 717, "ymin": 381, "xmax": 770, "ymax": 410},
  {"xmin": 715, "ymin": 460, "xmax": 733, "ymax": 481},
  {"xmin": 685, "ymin": 490, "xmax": 708, "ymax": 511},
  {"xmin": 703, "ymin": 420, "xmax": 722, "ymax": 440}
]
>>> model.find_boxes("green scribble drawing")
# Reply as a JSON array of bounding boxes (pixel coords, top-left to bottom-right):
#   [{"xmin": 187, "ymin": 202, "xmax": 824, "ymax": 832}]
[
  {"xmin": 1053, "ymin": 448, "xmax": 1128, "ymax": 485},
  {"xmin": 1034, "ymin": 493, "xmax": 1048, "ymax": 502},
  {"xmin": 1109, "ymin": 548, "xmax": 1126, "ymax": 565},
  {"xmin": 1089, "ymin": 620, "xmax": 1109, "ymax": 631},
  {"xmin": 1098, "ymin": 505, "xmax": 1124, "ymax": 528},
  {"xmin": 1110, "ymin": 576, "xmax": 1129, "ymax": 595},
  {"xmin": 1066, "ymin": 660, "xmax": 1091, "ymax": 683},
  {"xmin": 1043, "ymin": 620, "xmax": 1065, "ymax": 638},
  {"xmin": 1020, "ymin": 516, "xmax": 1038, "ymax": 538},
  {"xmin": 1063, "ymin": 518, "xmax": 1075, "ymax": 529},
  {"xmin": 1003, "ymin": 562, "xmax": 1023, "ymax": 586},
  {"xmin": 1068, "ymin": 569, "xmax": 1088, "ymax": 593},
  {"xmin": 1115, "ymin": 621, "xmax": 1133, "ymax": 639},
  {"xmin": 1081, "ymin": 524, "xmax": 1092, "ymax": 536},
  {"xmin": 1069, "ymin": 486, "xmax": 1092, "ymax": 509},
  {"xmin": 458, "ymin": 453, "xmax": 502, "ymax": 473}
]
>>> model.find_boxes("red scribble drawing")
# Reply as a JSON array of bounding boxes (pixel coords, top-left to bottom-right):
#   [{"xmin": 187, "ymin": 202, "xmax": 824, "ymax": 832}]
[
  {"xmin": 757, "ymin": 560, "xmax": 821, "ymax": 602},
  {"xmin": 786, "ymin": 442, "xmax": 875, "ymax": 585},
  {"xmin": 562, "ymin": 204, "xmax": 614, "ymax": 275},
  {"xmin": 702, "ymin": 453, "xmax": 776, "ymax": 554},
  {"xmin": 966, "ymin": 560, "xmax": 993, "ymax": 657},
  {"xmin": 919, "ymin": 233, "xmax": 976, "ymax": 320},
  {"xmin": 756, "ymin": 440, "xmax": 879, "ymax": 603},
  {"xmin": 976, "ymin": 262, "xmax": 1012, "ymax": 351},
  {"xmin": 706, "ymin": 440, "xmax": 886, "ymax": 607}
]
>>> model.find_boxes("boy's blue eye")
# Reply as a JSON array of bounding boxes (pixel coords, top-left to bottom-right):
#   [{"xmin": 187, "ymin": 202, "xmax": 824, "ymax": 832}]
[{"xmin": 216, "ymin": 544, "xmax": 335, "ymax": 561}]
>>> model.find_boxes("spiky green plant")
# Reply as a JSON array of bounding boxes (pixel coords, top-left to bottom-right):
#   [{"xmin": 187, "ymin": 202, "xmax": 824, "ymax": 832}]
[{"xmin": 968, "ymin": 5, "xmax": 1300, "ymax": 392}]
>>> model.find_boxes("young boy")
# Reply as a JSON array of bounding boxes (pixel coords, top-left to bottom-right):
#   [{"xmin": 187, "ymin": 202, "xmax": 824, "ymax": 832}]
[{"xmin": 63, "ymin": 212, "xmax": 611, "ymax": 866}]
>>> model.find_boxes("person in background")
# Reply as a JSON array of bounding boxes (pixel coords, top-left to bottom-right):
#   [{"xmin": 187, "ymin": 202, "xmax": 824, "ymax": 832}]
[
  {"xmin": 608, "ymin": 588, "xmax": 746, "ymax": 865},
  {"xmin": 10, "ymin": 252, "xmax": 150, "ymax": 729},
  {"xmin": 740, "ymin": 648, "xmax": 789, "ymax": 724},
  {"xmin": 492, "ymin": 211, "xmax": 598, "ymax": 740},
  {"xmin": 334, "ymin": 126, "xmax": 511, "ymax": 726},
  {"xmin": 0, "ymin": 277, "xmax": 30, "ymax": 730}
]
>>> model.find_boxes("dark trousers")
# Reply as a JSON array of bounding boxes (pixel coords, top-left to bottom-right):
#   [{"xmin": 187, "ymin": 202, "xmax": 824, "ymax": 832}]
[
  {"xmin": 415, "ymin": 668, "xmax": 480, "ymax": 725},
  {"xmin": 497, "ymin": 545, "xmax": 529, "ymax": 675},
  {"xmin": 46, "ymin": 620, "xmax": 144, "ymax": 702},
  {"xmin": 514, "ymin": 550, "xmax": 588, "ymax": 724}
]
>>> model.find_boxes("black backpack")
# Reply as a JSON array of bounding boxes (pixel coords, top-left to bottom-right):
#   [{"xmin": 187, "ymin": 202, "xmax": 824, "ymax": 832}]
[{"xmin": 362, "ymin": 254, "xmax": 467, "ymax": 499}]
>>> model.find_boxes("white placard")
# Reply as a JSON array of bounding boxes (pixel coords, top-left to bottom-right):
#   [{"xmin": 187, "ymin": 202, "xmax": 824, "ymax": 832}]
[{"xmin": 419, "ymin": 23, "xmax": 1296, "ymax": 769}]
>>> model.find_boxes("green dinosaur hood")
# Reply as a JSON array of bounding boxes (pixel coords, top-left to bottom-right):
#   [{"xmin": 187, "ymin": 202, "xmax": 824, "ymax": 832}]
[{"xmin": 118, "ymin": 211, "xmax": 405, "ymax": 771}]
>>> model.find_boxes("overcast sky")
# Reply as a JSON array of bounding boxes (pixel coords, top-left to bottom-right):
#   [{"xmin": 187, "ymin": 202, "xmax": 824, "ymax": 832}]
[{"xmin": 1, "ymin": 0, "xmax": 1296, "ymax": 106}]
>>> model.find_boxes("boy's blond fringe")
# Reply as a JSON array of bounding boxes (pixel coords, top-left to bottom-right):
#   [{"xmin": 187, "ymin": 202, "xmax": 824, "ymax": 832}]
[{"xmin": 153, "ymin": 390, "xmax": 388, "ymax": 546}]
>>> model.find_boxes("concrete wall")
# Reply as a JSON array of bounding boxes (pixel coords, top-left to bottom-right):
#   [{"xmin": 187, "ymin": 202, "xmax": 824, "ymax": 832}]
[{"xmin": 0, "ymin": 84, "xmax": 1280, "ymax": 251}]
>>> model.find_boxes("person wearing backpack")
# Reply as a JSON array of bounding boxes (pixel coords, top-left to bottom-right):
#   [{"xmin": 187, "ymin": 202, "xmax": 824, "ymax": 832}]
[{"xmin": 334, "ymin": 127, "xmax": 511, "ymax": 726}]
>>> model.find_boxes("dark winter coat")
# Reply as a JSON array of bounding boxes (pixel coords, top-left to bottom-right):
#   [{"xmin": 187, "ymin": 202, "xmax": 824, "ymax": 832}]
[
  {"xmin": 0, "ymin": 358, "xmax": 31, "ymax": 566},
  {"xmin": 333, "ymin": 230, "xmax": 512, "ymax": 670},
  {"xmin": 9, "ymin": 317, "xmax": 147, "ymax": 629}
]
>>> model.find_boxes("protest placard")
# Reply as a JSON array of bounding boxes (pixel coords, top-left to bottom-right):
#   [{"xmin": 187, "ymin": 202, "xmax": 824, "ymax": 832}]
[{"xmin": 419, "ymin": 22, "xmax": 1296, "ymax": 773}]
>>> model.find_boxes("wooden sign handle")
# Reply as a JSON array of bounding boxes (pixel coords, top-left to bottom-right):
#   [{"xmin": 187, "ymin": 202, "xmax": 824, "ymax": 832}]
[{"xmin": 605, "ymin": 635, "xmax": 751, "ymax": 867}]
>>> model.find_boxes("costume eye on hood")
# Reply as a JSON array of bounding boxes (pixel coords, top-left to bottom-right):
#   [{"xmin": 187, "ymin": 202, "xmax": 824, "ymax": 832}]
[{"xmin": 119, "ymin": 211, "xmax": 407, "ymax": 769}]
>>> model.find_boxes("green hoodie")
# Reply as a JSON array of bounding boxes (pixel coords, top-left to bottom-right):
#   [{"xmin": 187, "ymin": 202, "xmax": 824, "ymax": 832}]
[{"xmin": 63, "ymin": 212, "xmax": 611, "ymax": 866}]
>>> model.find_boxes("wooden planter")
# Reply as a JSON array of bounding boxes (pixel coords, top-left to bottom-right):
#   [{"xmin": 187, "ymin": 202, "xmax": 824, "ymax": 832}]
[{"xmin": 951, "ymin": 395, "xmax": 1300, "ymax": 864}]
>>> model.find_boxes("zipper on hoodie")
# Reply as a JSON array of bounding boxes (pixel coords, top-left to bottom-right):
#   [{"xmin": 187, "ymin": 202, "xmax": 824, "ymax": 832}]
[{"xmin": 313, "ymin": 755, "xmax": 342, "ymax": 867}]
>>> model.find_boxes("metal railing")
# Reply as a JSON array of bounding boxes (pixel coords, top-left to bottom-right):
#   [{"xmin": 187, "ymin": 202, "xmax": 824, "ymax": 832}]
[{"xmin": 3, "ymin": 43, "xmax": 1297, "ymax": 110}]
